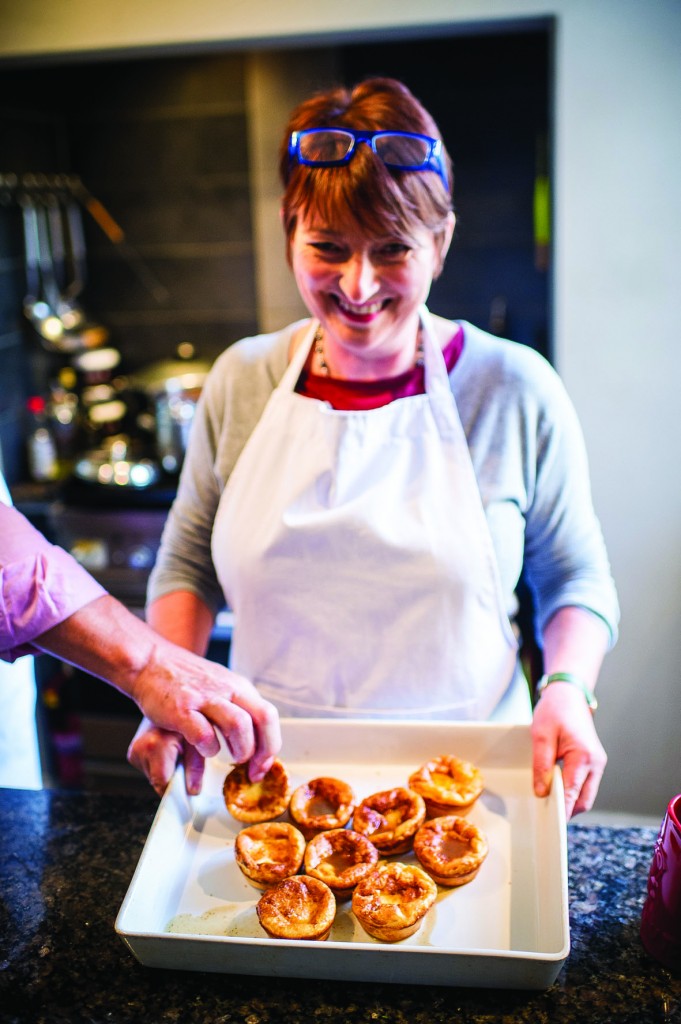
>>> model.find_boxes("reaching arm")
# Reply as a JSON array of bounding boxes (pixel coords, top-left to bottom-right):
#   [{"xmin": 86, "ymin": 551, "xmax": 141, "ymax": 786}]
[
  {"xmin": 35, "ymin": 592, "xmax": 281, "ymax": 796},
  {"xmin": 0, "ymin": 499, "xmax": 279, "ymax": 796}
]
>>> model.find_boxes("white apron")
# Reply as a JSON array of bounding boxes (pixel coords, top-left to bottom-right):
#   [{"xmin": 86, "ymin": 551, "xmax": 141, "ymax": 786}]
[
  {"xmin": 0, "ymin": 472, "xmax": 42, "ymax": 789},
  {"xmin": 211, "ymin": 308, "xmax": 527, "ymax": 722}
]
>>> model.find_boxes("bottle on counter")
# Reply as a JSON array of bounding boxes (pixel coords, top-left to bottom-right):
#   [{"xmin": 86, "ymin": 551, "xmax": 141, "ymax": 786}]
[
  {"xmin": 25, "ymin": 395, "xmax": 59, "ymax": 482},
  {"xmin": 48, "ymin": 366, "xmax": 82, "ymax": 474}
]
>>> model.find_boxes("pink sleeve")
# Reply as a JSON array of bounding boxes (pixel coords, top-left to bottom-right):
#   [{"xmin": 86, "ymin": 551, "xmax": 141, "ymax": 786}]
[{"xmin": 0, "ymin": 501, "xmax": 107, "ymax": 661}]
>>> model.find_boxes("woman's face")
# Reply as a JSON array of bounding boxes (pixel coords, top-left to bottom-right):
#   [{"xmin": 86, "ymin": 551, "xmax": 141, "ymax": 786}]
[{"xmin": 290, "ymin": 209, "xmax": 453, "ymax": 378}]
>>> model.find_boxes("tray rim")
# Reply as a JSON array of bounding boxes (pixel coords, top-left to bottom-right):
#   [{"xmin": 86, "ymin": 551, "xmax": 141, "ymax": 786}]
[{"xmin": 116, "ymin": 719, "xmax": 570, "ymax": 987}]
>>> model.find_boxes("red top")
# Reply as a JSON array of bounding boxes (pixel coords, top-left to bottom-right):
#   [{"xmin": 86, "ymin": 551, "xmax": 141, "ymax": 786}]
[{"xmin": 296, "ymin": 323, "xmax": 464, "ymax": 411}]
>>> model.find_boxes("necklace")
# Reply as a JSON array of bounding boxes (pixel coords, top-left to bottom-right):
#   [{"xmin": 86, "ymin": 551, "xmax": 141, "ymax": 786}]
[
  {"xmin": 313, "ymin": 325, "xmax": 424, "ymax": 377},
  {"xmin": 313, "ymin": 325, "xmax": 328, "ymax": 374}
]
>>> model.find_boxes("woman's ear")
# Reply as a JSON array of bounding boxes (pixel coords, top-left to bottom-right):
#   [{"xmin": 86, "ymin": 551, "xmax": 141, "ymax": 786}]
[
  {"xmin": 434, "ymin": 212, "xmax": 456, "ymax": 278},
  {"xmin": 441, "ymin": 211, "xmax": 456, "ymax": 261}
]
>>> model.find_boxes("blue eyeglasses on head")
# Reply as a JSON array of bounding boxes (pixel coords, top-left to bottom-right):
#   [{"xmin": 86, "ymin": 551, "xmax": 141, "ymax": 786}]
[{"xmin": 288, "ymin": 127, "xmax": 449, "ymax": 189}]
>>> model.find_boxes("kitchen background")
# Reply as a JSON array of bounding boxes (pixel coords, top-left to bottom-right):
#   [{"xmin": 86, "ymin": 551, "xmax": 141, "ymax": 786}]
[
  {"xmin": 0, "ymin": 0, "xmax": 679, "ymax": 821},
  {"xmin": 0, "ymin": 29, "xmax": 551, "ymax": 791},
  {"xmin": 0, "ymin": 31, "xmax": 550, "ymax": 479}
]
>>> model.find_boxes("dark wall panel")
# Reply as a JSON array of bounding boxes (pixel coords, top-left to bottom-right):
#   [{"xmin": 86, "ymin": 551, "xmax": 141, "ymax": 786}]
[{"xmin": 341, "ymin": 29, "xmax": 552, "ymax": 356}]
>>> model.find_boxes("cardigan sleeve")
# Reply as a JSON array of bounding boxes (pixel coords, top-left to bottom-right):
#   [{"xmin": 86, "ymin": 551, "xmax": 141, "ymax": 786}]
[
  {"xmin": 146, "ymin": 326, "xmax": 290, "ymax": 614},
  {"xmin": 452, "ymin": 323, "xmax": 619, "ymax": 646},
  {"xmin": 521, "ymin": 363, "xmax": 620, "ymax": 643}
]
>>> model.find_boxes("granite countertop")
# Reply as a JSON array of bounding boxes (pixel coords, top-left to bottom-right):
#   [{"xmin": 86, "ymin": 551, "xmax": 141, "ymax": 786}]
[{"xmin": 1, "ymin": 787, "xmax": 679, "ymax": 1024}]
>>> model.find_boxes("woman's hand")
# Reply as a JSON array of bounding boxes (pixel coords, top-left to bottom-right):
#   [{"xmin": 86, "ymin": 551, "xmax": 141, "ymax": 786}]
[
  {"xmin": 531, "ymin": 681, "xmax": 607, "ymax": 818},
  {"xmin": 126, "ymin": 643, "xmax": 281, "ymax": 796}
]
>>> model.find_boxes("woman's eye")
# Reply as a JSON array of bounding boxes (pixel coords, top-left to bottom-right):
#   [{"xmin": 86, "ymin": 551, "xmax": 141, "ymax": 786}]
[
  {"xmin": 378, "ymin": 242, "xmax": 411, "ymax": 260},
  {"xmin": 310, "ymin": 241, "xmax": 345, "ymax": 258}
]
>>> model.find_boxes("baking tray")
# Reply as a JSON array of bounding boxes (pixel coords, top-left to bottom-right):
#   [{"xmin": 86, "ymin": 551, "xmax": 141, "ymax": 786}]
[{"xmin": 116, "ymin": 720, "xmax": 569, "ymax": 989}]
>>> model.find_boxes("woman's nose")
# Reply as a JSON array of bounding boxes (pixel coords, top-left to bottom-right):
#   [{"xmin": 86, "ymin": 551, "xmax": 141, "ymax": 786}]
[{"xmin": 338, "ymin": 253, "xmax": 379, "ymax": 302}]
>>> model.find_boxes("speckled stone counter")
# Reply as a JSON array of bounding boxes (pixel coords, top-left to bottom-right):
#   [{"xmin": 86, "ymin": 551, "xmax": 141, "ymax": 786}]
[{"xmin": 1, "ymin": 788, "xmax": 679, "ymax": 1024}]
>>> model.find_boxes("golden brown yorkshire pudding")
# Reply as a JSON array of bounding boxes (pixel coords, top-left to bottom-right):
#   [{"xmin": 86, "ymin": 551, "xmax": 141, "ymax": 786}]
[
  {"xmin": 408, "ymin": 754, "xmax": 484, "ymax": 817},
  {"xmin": 289, "ymin": 776, "xmax": 356, "ymax": 840},
  {"xmin": 352, "ymin": 787, "xmax": 426, "ymax": 855},
  {"xmin": 234, "ymin": 821, "xmax": 306, "ymax": 890},
  {"xmin": 223, "ymin": 759, "xmax": 292, "ymax": 823},
  {"xmin": 413, "ymin": 815, "xmax": 489, "ymax": 887},
  {"xmin": 256, "ymin": 875, "xmax": 336, "ymax": 941},
  {"xmin": 303, "ymin": 828, "xmax": 379, "ymax": 898},
  {"xmin": 351, "ymin": 861, "xmax": 437, "ymax": 943}
]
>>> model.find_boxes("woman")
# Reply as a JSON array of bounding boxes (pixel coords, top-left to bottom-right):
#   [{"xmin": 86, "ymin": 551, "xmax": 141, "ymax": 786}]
[{"xmin": 129, "ymin": 78, "xmax": 618, "ymax": 817}]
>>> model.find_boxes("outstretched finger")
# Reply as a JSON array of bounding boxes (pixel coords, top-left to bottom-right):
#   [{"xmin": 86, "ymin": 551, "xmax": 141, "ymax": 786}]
[{"xmin": 127, "ymin": 727, "xmax": 183, "ymax": 797}]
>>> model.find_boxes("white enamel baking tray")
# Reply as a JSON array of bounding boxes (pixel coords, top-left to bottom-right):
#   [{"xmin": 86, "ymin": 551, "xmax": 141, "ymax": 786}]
[{"xmin": 116, "ymin": 720, "xmax": 569, "ymax": 989}]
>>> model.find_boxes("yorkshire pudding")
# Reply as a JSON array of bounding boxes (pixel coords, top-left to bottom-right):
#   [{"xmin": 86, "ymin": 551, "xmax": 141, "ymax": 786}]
[
  {"xmin": 234, "ymin": 821, "xmax": 306, "ymax": 890},
  {"xmin": 289, "ymin": 776, "xmax": 356, "ymax": 840},
  {"xmin": 352, "ymin": 787, "xmax": 426, "ymax": 855},
  {"xmin": 351, "ymin": 861, "xmax": 437, "ymax": 943},
  {"xmin": 413, "ymin": 815, "xmax": 489, "ymax": 887},
  {"xmin": 303, "ymin": 828, "xmax": 379, "ymax": 898},
  {"xmin": 408, "ymin": 754, "xmax": 484, "ymax": 817},
  {"xmin": 223, "ymin": 759, "xmax": 292, "ymax": 823},
  {"xmin": 256, "ymin": 875, "xmax": 336, "ymax": 941}
]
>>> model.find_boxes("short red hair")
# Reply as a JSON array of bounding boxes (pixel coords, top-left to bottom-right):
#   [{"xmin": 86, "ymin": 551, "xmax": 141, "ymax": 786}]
[{"xmin": 279, "ymin": 78, "xmax": 454, "ymax": 265}]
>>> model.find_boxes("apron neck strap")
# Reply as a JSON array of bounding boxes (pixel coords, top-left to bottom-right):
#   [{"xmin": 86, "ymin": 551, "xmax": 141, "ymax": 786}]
[
  {"xmin": 419, "ymin": 305, "xmax": 452, "ymax": 393},
  {"xmin": 279, "ymin": 307, "xmax": 456, "ymax": 419},
  {"xmin": 278, "ymin": 319, "xmax": 319, "ymax": 392}
]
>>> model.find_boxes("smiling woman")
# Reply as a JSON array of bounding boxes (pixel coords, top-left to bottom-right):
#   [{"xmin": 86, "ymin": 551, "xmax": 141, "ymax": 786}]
[
  {"xmin": 130, "ymin": 77, "xmax": 619, "ymax": 822},
  {"xmin": 288, "ymin": 213, "xmax": 451, "ymax": 379},
  {"xmin": 277, "ymin": 79, "xmax": 455, "ymax": 378}
]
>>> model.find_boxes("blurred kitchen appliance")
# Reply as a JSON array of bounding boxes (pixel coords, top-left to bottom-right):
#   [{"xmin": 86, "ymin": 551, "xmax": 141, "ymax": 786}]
[
  {"xmin": 47, "ymin": 500, "xmax": 168, "ymax": 615},
  {"xmin": 130, "ymin": 343, "xmax": 211, "ymax": 474}
]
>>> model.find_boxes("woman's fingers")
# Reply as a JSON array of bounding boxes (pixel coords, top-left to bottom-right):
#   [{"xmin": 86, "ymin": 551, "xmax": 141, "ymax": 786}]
[
  {"xmin": 560, "ymin": 744, "xmax": 606, "ymax": 817},
  {"xmin": 532, "ymin": 684, "xmax": 607, "ymax": 819}
]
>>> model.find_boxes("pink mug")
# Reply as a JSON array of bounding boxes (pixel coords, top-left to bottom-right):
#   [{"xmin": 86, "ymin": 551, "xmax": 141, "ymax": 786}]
[{"xmin": 640, "ymin": 792, "xmax": 681, "ymax": 972}]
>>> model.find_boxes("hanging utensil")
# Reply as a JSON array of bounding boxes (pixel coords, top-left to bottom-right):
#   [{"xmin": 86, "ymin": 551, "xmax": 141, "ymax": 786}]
[
  {"xmin": 35, "ymin": 195, "xmax": 68, "ymax": 312},
  {"xmin": 44, "ymin": 191, "xmax": 89, "ymax": 334},
  {"xmin": 20, "ymin": 192, "xmax": 63, "ymax": 345},
  {"xmin": 62, "ymin": 194, "xmax": 88, "ymax": 306},
  {"xmin": 24, "ymin": 192, "xmax": 109, "ymax": 354}
]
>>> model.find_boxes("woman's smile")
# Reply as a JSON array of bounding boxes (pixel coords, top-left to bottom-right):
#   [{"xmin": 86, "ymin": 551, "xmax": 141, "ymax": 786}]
[
  {"xmin": 334, "ymin": 296, "xmax": 388, "ymax": 322},
  {"xmin": 290, "ymin": 212, "xmax": 444, "ymax": 377}
]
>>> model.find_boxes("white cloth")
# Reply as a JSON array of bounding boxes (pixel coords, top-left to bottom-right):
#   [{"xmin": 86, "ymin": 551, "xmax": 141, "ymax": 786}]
[
  {"xmin": 211, "ymin": 307, "xmax": 529, "ymax": 722},
  {"xmin": 0, "ymin": 473, "xmax": 42, "ymax": 789}
]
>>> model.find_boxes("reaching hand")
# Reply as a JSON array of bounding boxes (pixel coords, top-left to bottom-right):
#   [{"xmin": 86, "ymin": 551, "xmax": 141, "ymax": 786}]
[{"xmin": 127, "ymin": 640, "xmax": 281, "ymax": 796}]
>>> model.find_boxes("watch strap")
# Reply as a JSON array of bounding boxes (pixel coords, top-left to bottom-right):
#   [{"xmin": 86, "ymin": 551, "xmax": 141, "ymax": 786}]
[{"xmin": 535, "ymin": 671, "xmax": 599, "ymax": 712}]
